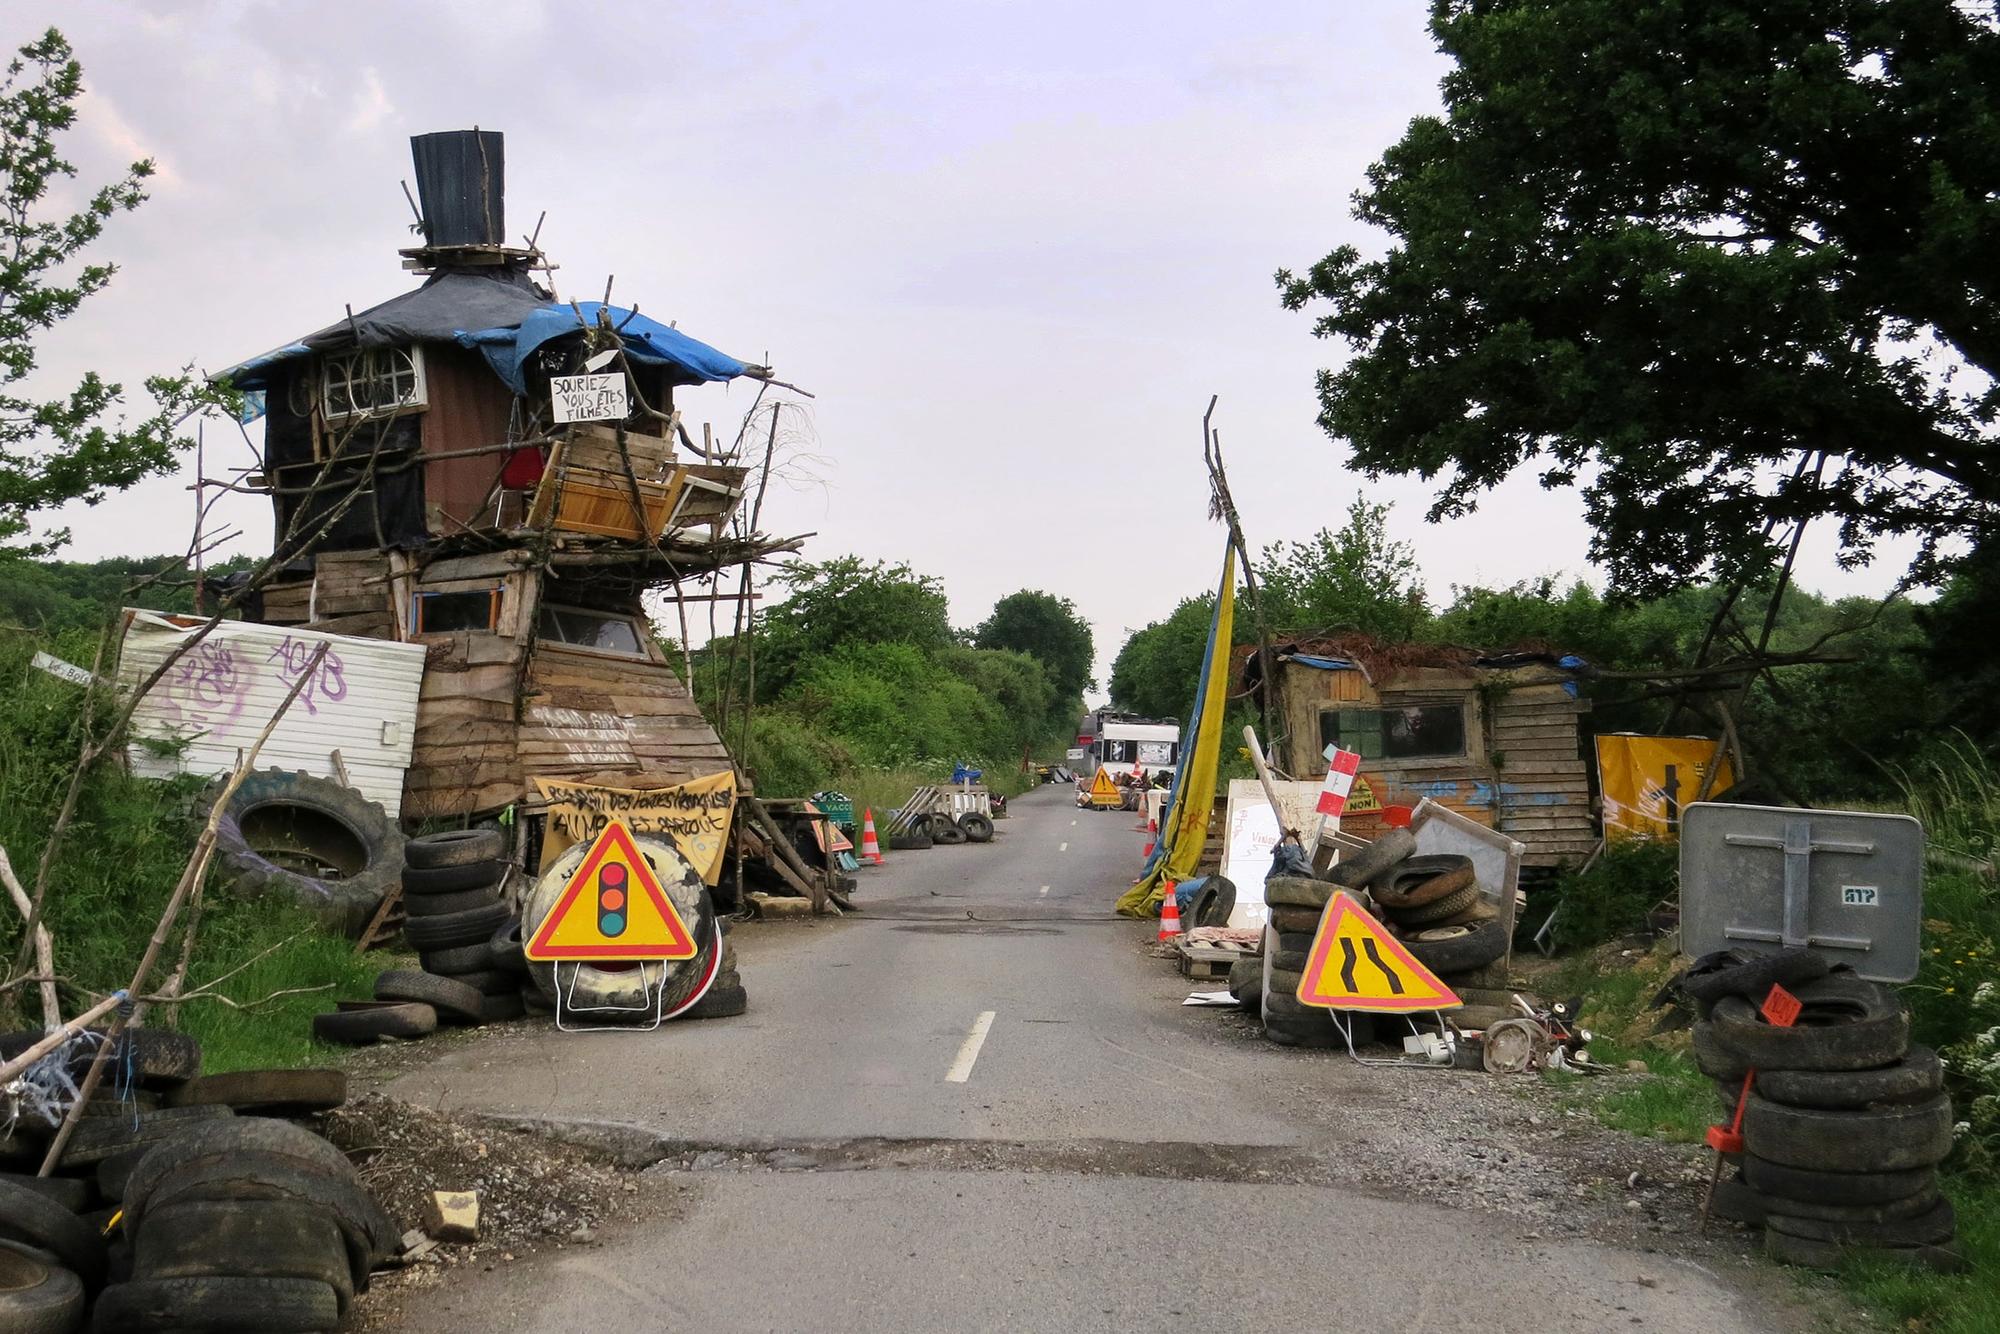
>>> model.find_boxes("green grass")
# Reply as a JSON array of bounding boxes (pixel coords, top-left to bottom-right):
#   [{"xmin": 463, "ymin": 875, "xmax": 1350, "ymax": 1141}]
[
  {"xmin": 1589, "ymin": 1050, "xmax": 1718, "ymax": 1144},
  {"xmin": 1833, "ymin": 1178, "xmax": 2000, "ymax": 1334}
]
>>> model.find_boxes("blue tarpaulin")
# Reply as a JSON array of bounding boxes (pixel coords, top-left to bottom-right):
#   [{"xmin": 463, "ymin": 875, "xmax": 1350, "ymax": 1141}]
[{"xmin": 457, "ymin": 301, "xmax": 751, "ymax": 394}]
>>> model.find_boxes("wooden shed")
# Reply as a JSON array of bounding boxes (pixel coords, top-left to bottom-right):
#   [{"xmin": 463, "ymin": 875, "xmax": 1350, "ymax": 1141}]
[{"xmin": 1242, "ymin": 637, "xmax": 1598, "ymax": 871}]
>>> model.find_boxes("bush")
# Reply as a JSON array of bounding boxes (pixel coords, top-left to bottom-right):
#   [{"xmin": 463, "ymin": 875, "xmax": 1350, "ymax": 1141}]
[{"xmin": 1547, "ymin": 838, "xmax": 1679, "ymax": 953}]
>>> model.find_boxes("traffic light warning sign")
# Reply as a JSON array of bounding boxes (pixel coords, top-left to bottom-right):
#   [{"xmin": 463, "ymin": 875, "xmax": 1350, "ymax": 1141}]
[
  {"xmin": 1295, "ymin": 893, "xmax": 1462, "ymax": 1013},
  {"xmin": 525, "ymin": 819, "xmax": 698, "ymax": 962}
]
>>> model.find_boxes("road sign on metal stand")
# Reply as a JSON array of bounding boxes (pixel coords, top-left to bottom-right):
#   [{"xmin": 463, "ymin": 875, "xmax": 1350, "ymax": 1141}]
[
  {"xmin": 1296, "ymin": 894, "xmax": 1462, "ymax": 1013},
  {"xmin": 1088, "ymin": 767, "xmax": 1122, "ymax": 809},
  {"xmin": 1680, "ymin": 802, "xmax": 1923, "ymax": 982},
  {"xmin": 526, "ymin": 819, "xmax": 703, "ymax": 1031}
]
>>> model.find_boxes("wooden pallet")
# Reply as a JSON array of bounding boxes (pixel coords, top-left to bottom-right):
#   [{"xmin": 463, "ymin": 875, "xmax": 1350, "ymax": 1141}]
[
  {"xmin": 1176, "ymin": 939, "xmax": 1250, "ymax": 980},
  {"xmin": 354, "ymin": 881, "xmax": 407, "ymax": 954}
]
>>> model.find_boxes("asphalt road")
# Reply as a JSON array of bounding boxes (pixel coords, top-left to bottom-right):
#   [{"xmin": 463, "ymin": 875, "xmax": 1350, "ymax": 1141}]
[{"xmin": 380, "ymin": 787, "xmax": 1822, "ymax": 1332}]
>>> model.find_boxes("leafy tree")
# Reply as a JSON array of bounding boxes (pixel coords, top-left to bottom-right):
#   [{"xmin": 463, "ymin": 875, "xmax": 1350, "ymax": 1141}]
[
  {"xmin": 1258, "ymin": 498, "xmax": 1430, "ymax": 639},
  {"xmin": 1108, "ymin": 595, "xmax": 1219, "ymax": 720},
  {"xmin": 1279, "ymin": 1, "xmax": 2000, "ymax": 596},
  {"xmin": 1914, "ymin": 538, "xmax": 2000, "ymax": 754},
  {"xmin": 972, "ymin": 590, "xmax": 1094, "ymax": 721},
  {"xmin": 0, "ymin": 30, "xmax": 219, "ymax": 554},
  {"xmin": 753, "ymin": 557, "xmax": 954, "ymax": 696}
]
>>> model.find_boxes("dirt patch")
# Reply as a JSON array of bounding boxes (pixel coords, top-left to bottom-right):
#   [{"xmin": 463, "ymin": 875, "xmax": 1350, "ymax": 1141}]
[{"xmin": 319, "ymin": 1093, "xmax": 676, "ymax": 1329}]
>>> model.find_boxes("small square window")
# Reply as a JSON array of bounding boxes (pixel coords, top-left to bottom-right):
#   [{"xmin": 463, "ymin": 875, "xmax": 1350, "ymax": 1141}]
[
  {"xmin": 537, "ymin": 605, "xmax": 645, "ymax": 657},
  {"xmin": 1320, "ymin": 703, "xmax": 1467, "ymax": 762},
  {"xmin": 413, "ymin": 588, "xmax": 500, "ymax": 633},
  {"xmin": 322, "ymin": 345, "xmax": 427, "ymax": 421}
]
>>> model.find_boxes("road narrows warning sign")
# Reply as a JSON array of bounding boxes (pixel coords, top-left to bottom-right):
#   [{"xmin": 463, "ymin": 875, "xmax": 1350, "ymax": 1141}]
[
  {"xmin": 525, "ymin": 819, "xmax": 698, "ymax": 962},
  {"xmin": 1296, "ymin": 894, "xmax": 1462, "ymax": 1012}
]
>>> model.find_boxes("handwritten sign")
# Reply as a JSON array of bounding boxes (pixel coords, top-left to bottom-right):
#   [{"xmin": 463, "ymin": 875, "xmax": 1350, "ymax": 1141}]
[
  {"xmin": 533, "ymin": 772, "xmax": 736, "ymax": 885},
  {"xmin": 549, "ymin": 372, "xmax": 629, "ymax": 424}
]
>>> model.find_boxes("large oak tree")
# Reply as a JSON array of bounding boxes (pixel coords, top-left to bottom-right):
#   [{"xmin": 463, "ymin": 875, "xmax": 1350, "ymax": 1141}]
[{"xmin": 1280, "ymin": 0, "xmax": 1999, "ymax": 595}]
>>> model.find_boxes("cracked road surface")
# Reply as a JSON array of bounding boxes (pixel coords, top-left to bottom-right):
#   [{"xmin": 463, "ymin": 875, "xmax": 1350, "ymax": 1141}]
[{"xmin": 377, "ymin": 787, "xmax": 1842, "ymax": 1332}]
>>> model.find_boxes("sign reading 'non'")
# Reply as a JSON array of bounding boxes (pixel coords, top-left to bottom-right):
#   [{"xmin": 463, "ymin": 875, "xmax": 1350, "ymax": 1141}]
[{"xmin": 549, "ymin": 372, "xmax": 630, "ymax": 424}]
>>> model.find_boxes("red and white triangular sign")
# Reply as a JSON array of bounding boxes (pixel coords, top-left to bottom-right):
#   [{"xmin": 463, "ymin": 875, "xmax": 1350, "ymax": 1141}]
[
  {"xmin": 1296, "ymin": 894, "xmax": 1462, "ymax": 1013},
  {"xmin": 525, "ymin": 820, "xmax": 697, "ymax": 962}
]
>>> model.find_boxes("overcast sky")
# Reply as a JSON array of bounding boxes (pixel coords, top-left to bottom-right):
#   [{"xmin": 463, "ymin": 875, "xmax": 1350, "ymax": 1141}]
[{"xmin": 23, "ymin": 2, "xmax": 1911, "ymax": 696}]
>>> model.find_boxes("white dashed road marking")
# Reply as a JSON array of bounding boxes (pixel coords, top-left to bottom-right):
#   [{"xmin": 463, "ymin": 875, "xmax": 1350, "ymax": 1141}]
[
  {"xmin": 1059, "ymin": 842, "xmax": 1068, "ymax": 852},
  {"xmin": 945, "ymin": 1011, "xmax": 996, "ymax": 1083}
]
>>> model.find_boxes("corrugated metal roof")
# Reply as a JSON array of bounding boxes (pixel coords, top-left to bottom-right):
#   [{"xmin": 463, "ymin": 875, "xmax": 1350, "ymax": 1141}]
[{"xmin": 119, "ymin": 612, "xmax": 427, "ymax": 816}]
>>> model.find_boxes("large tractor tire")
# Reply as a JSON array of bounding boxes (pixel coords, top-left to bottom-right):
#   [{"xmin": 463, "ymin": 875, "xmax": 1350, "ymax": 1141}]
[{"xmin": 204, "ymin": 770, "xmax": 402, "ymax": 936}]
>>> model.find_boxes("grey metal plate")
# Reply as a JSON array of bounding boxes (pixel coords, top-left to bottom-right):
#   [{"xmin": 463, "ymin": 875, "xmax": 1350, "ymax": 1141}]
[{"xmin": 1680, "ymin": 802, "xmax": 1923, "ymax": 982}]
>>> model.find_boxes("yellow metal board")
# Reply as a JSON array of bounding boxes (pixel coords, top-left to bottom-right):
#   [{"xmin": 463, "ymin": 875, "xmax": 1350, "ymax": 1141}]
[
  {"xmin": 525, "ymin": 819, "xmax": 697, "ymax": 962},
  {"xmin": 1296, "ymin": 894, "xmax": 1461, "ymax": 1013},
  {"xmin": 1088, "ymin": 767, "xmax": 1122, "ymax": 807}
]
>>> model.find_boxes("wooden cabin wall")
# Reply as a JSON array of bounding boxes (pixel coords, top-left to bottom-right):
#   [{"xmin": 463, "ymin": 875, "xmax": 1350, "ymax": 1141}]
[
  {"xmin": 521, "ymin": 640, "xmax": 733, "ymax": 790},
  {"xmin": 399, "ymin": 552, "xmax": 532, "ymax": 819},
  {"xmin": 419, "ymin": 342, "xmax": 518, "ymax": 533},
  {"xmin": 1487, "ymin": 684, "xmax": 1596, "ymax": 867}
]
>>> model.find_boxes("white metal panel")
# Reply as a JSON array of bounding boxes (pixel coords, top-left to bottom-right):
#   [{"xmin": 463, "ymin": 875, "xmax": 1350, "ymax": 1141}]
[{"xmin": 118, "ymin": 611, "xmax": 427, "ymax": 817}]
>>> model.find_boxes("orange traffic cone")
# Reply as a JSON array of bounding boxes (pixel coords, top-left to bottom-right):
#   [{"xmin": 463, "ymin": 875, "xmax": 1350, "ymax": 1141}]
[
  {"xmin": 1157, "ymin": 882, "xmax": 1182, "ymax": 941},
  {"xmin": 860, "ymin": 808, "xmax": 884, "ymax": 865}
]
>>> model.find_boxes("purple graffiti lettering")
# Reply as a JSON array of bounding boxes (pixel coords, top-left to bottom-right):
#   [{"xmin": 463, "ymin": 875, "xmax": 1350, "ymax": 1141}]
[{"xmin": 267, "ymin": 635, "xmax": 348, "ymax": 716}]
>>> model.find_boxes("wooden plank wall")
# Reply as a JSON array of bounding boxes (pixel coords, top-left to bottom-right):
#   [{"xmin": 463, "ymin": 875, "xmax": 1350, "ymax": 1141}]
[
  {"xmin": 305, "ymin": 551, "xmax": 394, "ymax": 639},
  {"xmin": 1488, "ymin": 684, "xmax": 1596, "ymax": 866},
  {"xmin": 521, "ymin": 643, "xmax": 733, "ymax": 789}
]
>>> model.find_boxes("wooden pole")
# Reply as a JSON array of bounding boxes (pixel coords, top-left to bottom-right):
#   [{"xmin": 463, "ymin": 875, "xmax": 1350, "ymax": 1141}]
[{"xmin": 0, "ymin": 847, "xmax": 59, "ymax": 1031}]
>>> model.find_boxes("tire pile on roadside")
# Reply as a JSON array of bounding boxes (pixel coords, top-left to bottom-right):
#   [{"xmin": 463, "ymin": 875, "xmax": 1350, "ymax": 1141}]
[
  {"xmin": 1237, "ymin": 828, "xmax": 1514, "ymax": 1047},
  {"xmin": 1685, "ymin": 948, "xmax": 1962, "ymax": 1272},
  {"xmin": 0, "ymin": 1025, "xmax": 373, "ymax": 1332},
  {"xmin": 313, "ymin": 828, "xmax": 529, "ymax": 1046}
]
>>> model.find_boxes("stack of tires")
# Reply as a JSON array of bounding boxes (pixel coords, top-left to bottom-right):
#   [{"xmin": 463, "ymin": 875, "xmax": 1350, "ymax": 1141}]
[
  {"xmin": 100, "ymin": 1116, "xmax": 395, "ymax": 1332},
  {"xmin": 1258, "ymin": 875, "xmax": 1361, "ymax": 1049},
  {"xmin": 1687, "ymin": 951, "xmax": 1961, "ymax": 1271},
  {"xmin": 391, "ymin": 829, "xmax": 524, "ymax": 1025},
  {"xmin": 0, "ymin": 1029, "xmax": 365, "ymax": 1332},
  {"xmin": 1362, "ymin": 850, "xmax": 1512, "ymax": 1025}
]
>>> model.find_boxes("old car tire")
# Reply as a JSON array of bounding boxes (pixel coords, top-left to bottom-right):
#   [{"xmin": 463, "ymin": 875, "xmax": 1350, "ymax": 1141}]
[
  {"xmin": 0, "ymin": 1177, "xmax": 106, "ymax": 1287},
  {"xmin": 1710, "ymin": 975, "xmax": 1910, "ymax": 1072},
  {"xmin": 401, "ymin": 861, "xmax": 503, "ymax": 896},
  {"xmin": 402, "ymin": 901, "xmax": 512, "ymax": 951},
  {"xmin": 1756, "ymin": 1047, "xmax": 1943, "ymax": 1111},
  {"xmin": 488, "ymin": 918, "xmax": 527, "ymax": 973},
  {"xmin": 418, "ymin": 942, "xmax": 497, "ymax": 975},
  {"xmin": 1370, "ymin": 855, "xmax": 1476, "ymax": 910},
  {"xmin": 1755, "ymin": 1186, "xmax": 1943, "ymax": 1225},
  {"xmin": 120, "ymin": 1120, "xmax": 359, "ymax": 1218},
  {"xmin": 1763, "ymin": 1225, "xmax": 1964, "ymax": 1273},
  {"xmin": 1681, "ymin": 948, "xmax": 1831, "ymax": 1008},
  {"xmin": 0, "ymin": 1172, "xmax": 89, "ymax": 1215},
  {"xmin": 1266, "ymin": 905, "xmax": 1324, "ymax": 934},
  {"xmin": 442, "ymin": 968, "xmax": 519, "ymax": 997},
  {"xmin": 1264, "ymin": 876, "xmax": 1335, "ymax": 910},
  {"xmin": 1227, "ymin": 957, "xmax": 1261, "ymax": 1000},
  {"xmin": 92, "ymin": 1275, "xmax": 341, "ymax": 1333},
  {"xmin": 1741, "ymin": 1154, "xmax": 1935, "ymax": 1207},
  {"xmin": 401, "ymin": 886, "xmax": 501, "ymax": 918},
  {"xmin": 1403, "ymin": 916, "xmax": 1508, "ymax": 974},
  {"xmin": 161, "ymin": 1072, "xmax": 348, "ymax": 1120},
  {"xmin": 58, "ymin": 1105, "xmax": 236, "ymax": 1169},
  {"xmin": 957, "ymin": 812, "xmax": 994, "ymax": 843},
  {"xmin": 524, "ymin": 837, "xmax": 715, "ymax": 1016},
  {"xmin": 310, "ymin": 1001, "xmax": 437, "ymax": 1045},
  {"xmin": 404, "ymin": 828, "xmax": 504, "ymax": 869},
  {"xmin": 204, "ymin": 768, "xmax": 402, "ymax": 937},
  {"xmin": 1195, "ymin": 875, "xmax": 1236, "ymax": 927},
  {"xmin": 372, "ymin": 970, "xmax": 484, "ymax": 1025},
  {"xmin": 684, "ymin": 983, "xmax": 748, "ymax": 1019},
  {"xmin": 1690, "ymin": 1021, "xmax": 1750, "ymax": 1081},
  {"xmin": 885, "ymin": 833, "xmax": 931, "ymax": 851},
  {"xmin": 62, "ymin": 1027, "xmax": 201, "ymax": 1088},
  {"xmin": 1709, "ymin": 1178, "xmax": 1768, "ymax": 1226},
  {"xmin": 1744, "ymin": 1093, "xmax": 1952, "ymax": 1172},
  {"xmin": 1395, "ymin": 881, "xmax": 1483, "ymax": 926},
  {"xmin": 1767, "ymin": 1198, "xmax": 1956, "ymax": 1247},
  {"xmin": 1327, "ymin": 828, "xmax": 1418, "ymax": 888},
  {"xmin": 133, "ymin": 1157, "xmax": 392, "ymax": 1270},
  {"xmin": 0, "ymin": 1245, "xmax": 83, "ymax": 1334},
  {"xmin": 134, "ymin": 1199, "xmax": 354, "ymax": 1310},
  {"xmin": 932, "ymin": 820, "xmax": 968, "ymax": 846},
  {"xmin": 1262, "ymin": 1015, "xmax": 1345, "ymax": 1048}
]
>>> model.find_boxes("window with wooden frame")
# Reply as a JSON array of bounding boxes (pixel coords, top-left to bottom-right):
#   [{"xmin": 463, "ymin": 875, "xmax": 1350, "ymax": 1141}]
[
  {"xmin": 536, "ymin": 604, "xmax": 647, "ymax": 658},
  {"xmin": 1319, "ymin": 700, "xmax": 1469, "ymax": 762},
  {"xmin": 322, "ymin": 345, "xmax": 427, "ymax": 422},
  {"xmin": 412, "ymin": 587, "xmax": 501, "ymax": 633}
]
